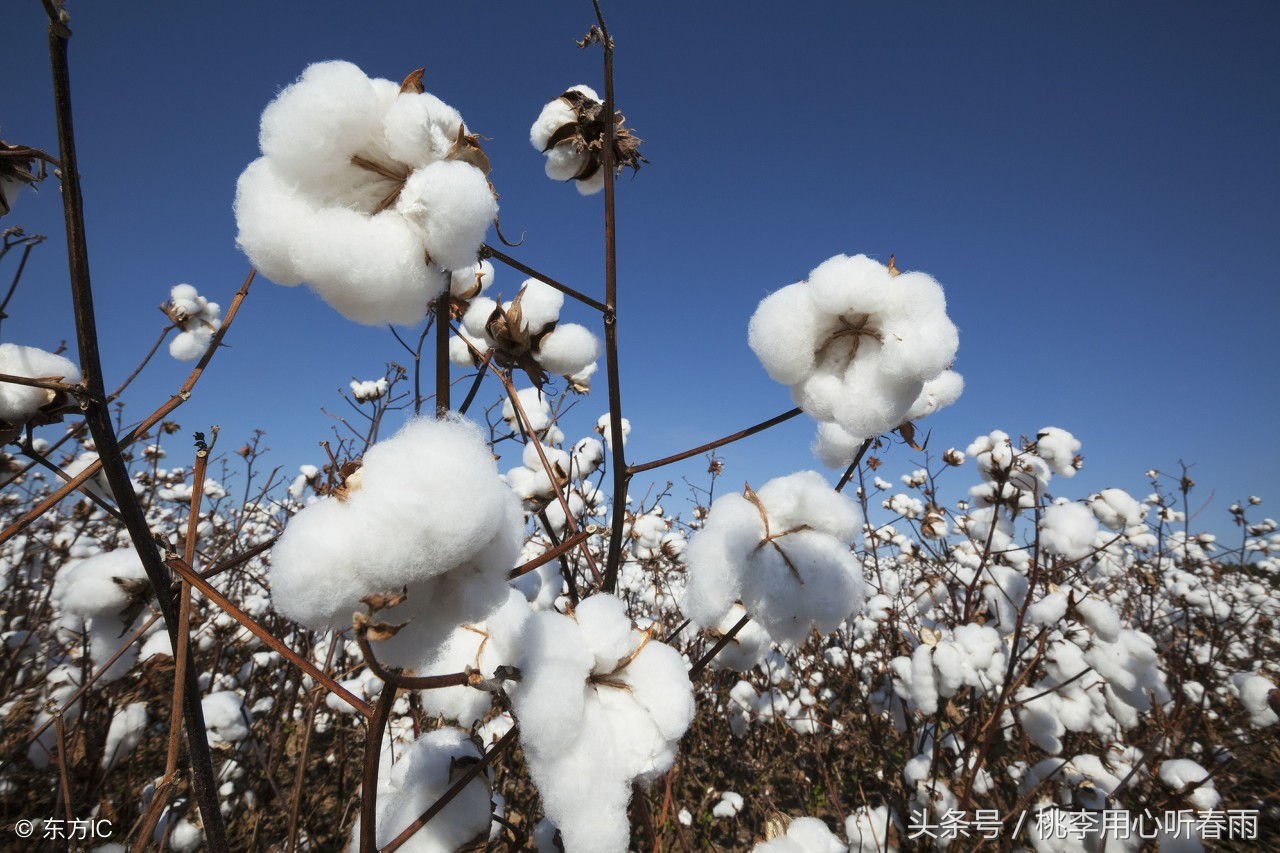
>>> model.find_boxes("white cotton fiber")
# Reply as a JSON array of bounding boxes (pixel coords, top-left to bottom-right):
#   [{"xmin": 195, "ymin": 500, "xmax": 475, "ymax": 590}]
[
  {"xmin": 236, "ymin": 61, "xmax": 494, "ymax": 324},
  {"xmin": 0, "ymin": 343, "xmax": 81, "ymax": 425},
  {"xmin": 398, "ymin": 160, "xmax": 496, "ymax": 272},
  {"xmin": 749, "ymin": 255, "xmax": 959, "ymax": 443},
  {"xmin": 1036, "ymin": 427, "xmax": 1081, "ymax": 477},
  {"xmin": 54, "ymin": 548, "xmax": 149, "ymax": 682},
  {"xmin": 508, "ymin": 593, "xmax": 694, "ymax": 853},
  {"xmin": 536, "ymin": 323, "xmax": 601, "ymax": 376},
  {"xmin": 346, "ymin": 728, "xmax": 492, "ymax": 852},
  {"xmin": 202, "ymin": 691, "xmax": 250, "ymax": 744},
  {"xmin": 683, "ymin": 472, "xmax": 864, "ymax": 645},
  {"xmin": 101, "ymin": 702, "xmax": 149, "ymax": 770},
  {"xmin": 513, "ymin": 280, "xmax": 564, "ymax": 334},
  {"xmin": 1039, "ymin": 502, "xmax": 1099, "ymax": 561},
  {"xmin": 1230, "ymin": 672, "xmax": 1279, "ymax": 727},
  {"xmin": 269, "ymin": 416, "xmax": 523, "ymax": 663},
  {"xmin": 1091, "ymin": 488, "xmax": 1144, "ymax": 531}
]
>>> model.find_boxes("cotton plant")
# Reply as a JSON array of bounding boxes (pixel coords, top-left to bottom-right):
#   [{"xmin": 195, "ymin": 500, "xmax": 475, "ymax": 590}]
[
  {"xmin": 749, "ymin": 254, "xmax": 960, "ymax": 445},
  {"xmin": 268, "ymin": 416, "xmax": 524, "ymax": 666},
  {"xmin": 235, "ymin": 61, "xmax": 497, "ymax": 325},
  {"xmin": 0, "ymin": 343, "xmax": 81, "ymax": 441},
  {"xmin": 683, "ymin": 471, "xmax": 865, "ymax": 646},
  {"xmin": 530, "ymin": 85, "xmax": 646, "ymax": 195},
  {"xmin": 506, "ymin": 593, "xmax": 694, "ymax": 853}
]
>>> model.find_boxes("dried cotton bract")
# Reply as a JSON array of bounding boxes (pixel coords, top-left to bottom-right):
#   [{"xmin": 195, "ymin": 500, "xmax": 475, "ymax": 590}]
[
  {"xmin": 235, "ymin": 62, "xmax": 497, "ymax": 325},
  {"xmin": 268, "ymin": 417, "xmax": 522, "ymax": 665},
  {"xmin": 683, "ymin": 472, "xmax": 865, "ymax": 646},
  {"xmin": 749, "ymin": 255, "xmax": 959, "ymax": 444}
]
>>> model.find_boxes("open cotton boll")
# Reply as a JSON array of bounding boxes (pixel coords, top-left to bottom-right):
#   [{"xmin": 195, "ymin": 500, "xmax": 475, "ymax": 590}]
[
  {"xmin": 1230, "ymin": 672, "xmax": 1279, "ymax": 727},
  {"xmin": 169, "ymin": 327, "xmax": 214, "ymax": 361},
  {"xmin": 1036, "ymin": 427, "xmax": 1082, "ymax": 477},
  {"xmin": 536, "ymin": 323, "xmax": 600, "ymax": 376},
  {"xmin": 683, "ymin": 472, "xmax": 864, "ymax": 646},
  {"xmin": 101, "ymin": 702, "xmax": 149, "ymax": 770},
  {"xmin": 1091, "ymin": 488, "xmax": 1145, "ymax": 531},
  {"xmin": 1158, "ymin": 759, "xmax": 1219, "ymax": 810},
  {"xmin": 846, "ymin": 806, "xmax": 900, "ymax": 853},
  {"xmin": 508, "ymin": 593, "xmax": 694, "ymax": 853},
  {"xmin": 397, "ymin": 160, "xmax": 496, "ymax": 272},
  {"xmin": 268, "ymin": 417, "xmax": 523, "ymax": 657},
  {"xmin": 751, "ymin": 817, "xmax": 845, "ymax": 853},
  {"xmin": 812, "ymin": 421, "xmax": 864, "ymax": 469},
  {"xmin": 1039, "ymin": 502, "xmax": 1100, "ymax": 561},
  {"xmin": 346, "ymin": 728, "xmax": 492, "ymax": 852},
  {"xmin": 54, "ymin": 547, "xmax": 149, "ymax": 681},
  {"xmin": 1073, "ymin": 595, "xmax": 1121, "ymax": 643},
  {"xmin": 0, "ymin": 343, "xmax": 81, "ymax": 426},
  {"xmin": 747, "ymin": 284, "xmax": 826, "ymax": 385},
  {"xmin": 595, "ymin": 413, "xmax": 630, "ymax": 450},
  {"xmin": 202, "ymin": 691, "xmax": 250, "ymax": 745},
  {"xmin": 237, "ymin": 61, "xmax": 493, "ymax": 325}
]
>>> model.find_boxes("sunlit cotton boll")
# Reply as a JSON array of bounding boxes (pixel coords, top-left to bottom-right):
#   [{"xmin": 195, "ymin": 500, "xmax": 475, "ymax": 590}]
[
  {"xmin": 748, "ymin": 255, "xmax": 958, "ymax": 443},
  {"xmin": 235, "ymin": 61, "xmax": 494, "ymax": 325},
  {"xmin": 751, "ymin": 817, "xmax": 846, "ymax": 852},
  {"xmin": 1036, "ymin": 426, "xmax": 1081, "ymax": 477},
  {"xmin": 536, "ymin": 323, "xmax": 601, "ymax": 377},
  {"xmin": 268, "ymin": 416, "xmax": 523, "ymax": 664},
  {"xmin": 683, "ymin": 472, "xmax": 864, "ymax": 646},
  {"xmin": 508, "ymin": 594, "xmax": 694, "ymax": 853},
  {"xmin": 1039, "ymin": 502, "xmax": 1100, "ymax": 561}
]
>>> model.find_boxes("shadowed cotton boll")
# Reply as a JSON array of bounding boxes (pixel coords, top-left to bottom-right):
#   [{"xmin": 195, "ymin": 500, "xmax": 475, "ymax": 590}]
[
  {"xmin": 268, "ymin": 416, "xmax": 522, "ymax": 665},
  {"xmin": 0, "ymin": 343, "xmax": 81, "ymax": 429}
]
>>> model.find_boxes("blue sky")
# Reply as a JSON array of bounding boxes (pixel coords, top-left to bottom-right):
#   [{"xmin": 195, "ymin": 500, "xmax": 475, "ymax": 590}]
[{"xmin": 5, "ymin": 2, "xmax": 1278, "ymax": 541}]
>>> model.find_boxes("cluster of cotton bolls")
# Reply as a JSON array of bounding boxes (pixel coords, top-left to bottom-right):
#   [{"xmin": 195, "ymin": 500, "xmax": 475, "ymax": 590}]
[
  {"xmin": 268, "ymin": 416, "xmax": 524, "ymax": 669},
  {"xmin": 164, "ymin": 284, "xmax": 222, "ymax": 361},
  {"xmin": 0, "ymin": 343, "xmax": 81, "ymax": 440},
  {"xmin": 458, "ymin": 276, "xmax": 601, "ymax": 386},
  {"xmin": 235, "ymin": 61, "xmax": 497, "ymax": 325},
  {"xmin": 748, "ymin": 254, "xmax": 962, "ymax": 462}
]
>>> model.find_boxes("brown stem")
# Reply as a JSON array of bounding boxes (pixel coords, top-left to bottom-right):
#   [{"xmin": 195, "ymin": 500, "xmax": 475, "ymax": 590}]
[
  {"xmin": 434, "ymin": 295, "xmax": 451, "ymax": 414},
  {"xmin": 628, "ymin": 408, "xmax": 804, "ymax": 475},
  {"xmin": 360, "ymin": 683, "xmax": 398, "ymax": 853},
  {"xmin": 688, "ymin": 613, "xmax": 750, "ymax": 678},
  {"xmin": 43, "ymin": 12, "xmax": 228, "ymax": 847},
  {"xmin": 482, "ymin": 245, "xmax": 608, "ymax": 315}
]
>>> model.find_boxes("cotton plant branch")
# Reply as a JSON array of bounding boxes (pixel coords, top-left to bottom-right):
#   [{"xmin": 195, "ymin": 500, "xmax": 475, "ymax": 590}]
[{"xmin": 41, "ymin": 7, "xmax": 230, "ymax": 845}]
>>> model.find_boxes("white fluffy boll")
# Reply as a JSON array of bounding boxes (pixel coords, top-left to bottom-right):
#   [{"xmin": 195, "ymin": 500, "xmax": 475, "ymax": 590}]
[
  {"xmin": 0, "ymin": 343, "xmax": 81, "ymax": 426},
  {"xmin": 268, "ymin": 416, "xmax": 523, "ymax": 664},
  {"xmin": 508, "ymin": 594, "xmax": 694, "ymax": 853},
  {"xmin": 235, "ymin": 61, "xmax": 495, "ymax": 325},
  {"xmin": 683, "ymin": 472, "xmax": 864, "ymax": 646},
  {"xmin": 748, "ymin": 255, "xmax": 959, "ymax": 444}
]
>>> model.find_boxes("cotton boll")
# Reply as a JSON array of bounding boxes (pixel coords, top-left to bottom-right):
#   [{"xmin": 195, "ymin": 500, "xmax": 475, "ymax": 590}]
[
  {"xmin": 346, "ymin": 728, "xmax": 492, "ymax": 852},
  {"xmin": 536, "ymin": 323, "xmax": 601, "ymax": 376},
  {"xmin": 1039, "ymin": 502, "xmax": 1100, "ymax": 561},
  {"xmin": 1158, "ymin": 759, "xmax": 1219, "ymax": 810},
  {"xmin": 712, "ymin": 791, "xmax": 744, "ymax": 818},
  {"xmin": 1230, "ymin": 672, "xmax": 1279, "ymax": 726},
  {"xmin": 595, "ymin": 413, "xmax": 630, "ymax": 450},
  {"xmin": 100, "ymin": 702, "xmax": 149, "ymax": 771},
  {"xmin": 1036, "ymin": 427, "xmax": 1081, "ymax": 477},
  {"xmin": 1073, "ymin": 596, "xmax": 1121, "ymax": 643},
  {"xmin": 397, "ymin": 160, "xmax": 496, "ymax": 272},
  {"xmin": 0, "ymin": 343, "xmax": 82, "ymax": 426},
  {"xmin": 1091, "ymin": 488, "xmax": 1145, "ymax": 531},
  {"xmin": 202, "ymin": 691, "xmax": 250, "ymax": 745}
]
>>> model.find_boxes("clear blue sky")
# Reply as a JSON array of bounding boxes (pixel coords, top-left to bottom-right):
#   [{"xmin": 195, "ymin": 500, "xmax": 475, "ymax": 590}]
[{"xmin": 5, "ymin": 2, "xmax": 1278, "ymax": 540}]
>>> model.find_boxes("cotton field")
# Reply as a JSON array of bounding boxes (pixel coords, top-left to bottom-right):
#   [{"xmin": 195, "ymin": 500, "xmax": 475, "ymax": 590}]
[{"xmin": 2, "ymin": 3, "xmax": 1277, "ymax": 852}]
